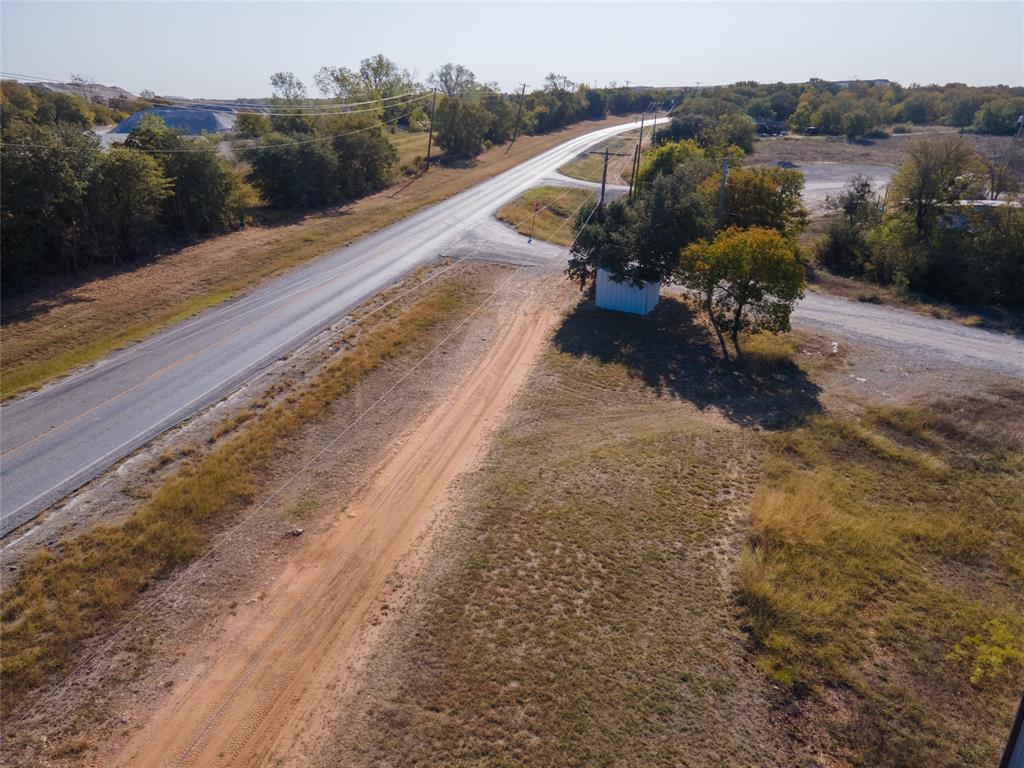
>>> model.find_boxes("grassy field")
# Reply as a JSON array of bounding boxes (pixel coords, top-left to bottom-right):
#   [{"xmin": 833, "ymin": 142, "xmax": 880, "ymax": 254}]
[
  {"xmin": 494, "ymin": 185, "xmax": 596, "ymax": 246},
  {"xmin": 1, "ymin": 115, "xmax": 633, "ymax": 400},
  {"xmin": 388, "ymin": 128, "xmax": 432, "ymax": 168},
  {"xmin": 0, "ymin": 264, "xmax": 492, "ymax": 707},
  {"xmin": 320, "ymin": 295, "xmax": 1023, "ymax": 767},
  {"xmin": 558, "ymin": 128, "xmax": 641, "ymax": 186},
  {"xmin": 741, "ymin": 389, "xmax": 1024, "ymax": 765},
  {"xmin": 322, "ymin": 299, "xmax": 829, "ymax": 767}
]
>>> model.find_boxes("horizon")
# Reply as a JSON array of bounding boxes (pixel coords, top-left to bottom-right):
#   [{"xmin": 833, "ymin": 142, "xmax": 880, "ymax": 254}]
[{"xmin": 2, "ymin": 1, "xmax": 1021, "ymax": 99}]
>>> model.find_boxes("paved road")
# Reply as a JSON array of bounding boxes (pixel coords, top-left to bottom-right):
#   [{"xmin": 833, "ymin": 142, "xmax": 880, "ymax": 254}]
[{"xmin": 0, "ymin": 119, "xmax": 660, "ymax": 536}]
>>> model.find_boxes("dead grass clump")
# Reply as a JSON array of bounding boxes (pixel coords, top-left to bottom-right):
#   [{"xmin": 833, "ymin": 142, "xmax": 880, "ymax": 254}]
[
  {"xmin": 739, "ymin": 386, "xmax": 1024, "ymax": 766},
  {"xmin": 0, "ymin": 267, "xmax": 486, "ymax": 708}
]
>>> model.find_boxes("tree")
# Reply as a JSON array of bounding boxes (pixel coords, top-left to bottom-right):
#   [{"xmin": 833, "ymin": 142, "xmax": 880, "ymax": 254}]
[
  {"xmin": 635, "ymin": 139, "xmax": 704, "ymax": 189},
  {"xmin": 815, "ymin": 176, "xmax": 882, "ymax": 275},
  {"xmin": 244, "ymin": 133, "xmax": 341, "ymax": 208},
  {"xmin": 889, "ymin": 136, "xmax": 985, "ymax": 239},
  {"xmin": 88, "ymin": 147, "xmax": 172, "ymax": 262},
  {"xmin": 842, "ymin": 109, "xmax": 872, "ymax": 139},
  {"xmin": 0, "ymin": 122, "xmax": 100, "ymax": 278},
  {"xmin": 269, "ymin": 71, "xmax": 306, "ymax": 101},
  {"xmin": 583, "ymin": 89, "xmax": 606, "ymax": 120},
  {"xmin": 434, "ymin": 96, "xmax": 492, "ymax": 158},
  {"xmin": 973, "ymin": 98, "xmax": 1024, "ymax": 135},
  {"xmin": 567, "ymin": 165, "xmax": 714, "ymax": 289},
  {"xmin": 677, "ymin": 226, "xmax": 806, "ymax": 359},
  {"xmin": 126, "ymin": 114, "xmax": 246, "ymax": 235},
  {"xmin": 702, "ymin": 166, "xmax": 808, "ymax": 234},
  {"xmin": 712, "ymin": 112, "xmax": 756, "ymax": 153},
  {"xmin": 770, "ymin": 90, "xmax": 798, "ymax": 121},
  {"xmin": 428, "ymin": 63, "xmax": 476, "ymax": 97}
]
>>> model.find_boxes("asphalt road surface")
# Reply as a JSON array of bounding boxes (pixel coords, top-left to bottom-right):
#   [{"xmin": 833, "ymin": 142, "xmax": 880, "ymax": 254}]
[{"xmin": 0, "ymin": 119, "xmax": 660, "ymax": 536}]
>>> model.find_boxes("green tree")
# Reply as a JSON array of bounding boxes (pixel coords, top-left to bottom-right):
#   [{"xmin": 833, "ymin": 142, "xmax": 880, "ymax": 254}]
[
  {"xmin": 434, "ymin": 96, "xmax": 492, "ymax": 158},
  {"xmin": 889, "ymin": 136, "xmax": 985, "ymax": 239},
  {"xmin": 842, "ymin": 109, "xmax": 872, "ymax": 139},
  {"xmin": 244, "ymin": 133, "xmax": 341, "ymax": 208},
  {"xmin": 567, "ymin": 164, "xmax": 714, "ymax": 289},
  {"xmin": 126, "ymin": 114, "xmax": 246, "ymax": 235},
  {"xmin": 815, "ymin": 176, "xmax": 881, "ymax": 275},
  {"xmin": 428, "ymin": 63, "xmax": 476, "ymax": 97},
  {"xmin": 702, "ymin": 166, "xmax": 808, "ymax": 234},
  {"xmin": 770, "ymin": 90, "xmax": 798, "ymax": 121},
  {"xmin": 88, "ymin": 147, "xmax": 172, "ymax": 262},
  {"xmin": 973, "ymin": 98, "xmax": 1024, "ymax": 135},
  {"xmin": 677, "ymin": 226, "xmax": 806, "ymax": 358},
  {"xmin": 635, "ymin": 139, "xmax": 704, "ymax": 189},
  {"xmin": 712, "ymin": 112, "xmax": 756, "ymax": 153},
  {"xmin": 0, "ymin": 122, "xmax": 100, "ymax": 279}
]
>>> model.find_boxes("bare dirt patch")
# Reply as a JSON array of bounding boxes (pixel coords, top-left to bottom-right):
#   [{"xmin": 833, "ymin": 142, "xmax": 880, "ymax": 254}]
[{"xmin": 0, "ymin": 260, "xmax": 549, "ymax": 767}]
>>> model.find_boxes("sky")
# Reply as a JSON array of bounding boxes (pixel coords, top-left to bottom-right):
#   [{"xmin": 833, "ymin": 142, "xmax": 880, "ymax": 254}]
[{"xmin": 2, "ymin": 1, "xmax": 1022, "ymax": 98}]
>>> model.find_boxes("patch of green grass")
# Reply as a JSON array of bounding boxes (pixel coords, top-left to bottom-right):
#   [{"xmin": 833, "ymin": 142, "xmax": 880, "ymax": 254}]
[
  {"xmin": 494, "ymin": 185, "xmax": 595, "ymax": 246},
  {"xmin": 739, "ymin": 386, "xmax": 1024, "ymax": 766},
  {"xmin": 0, "ymin": 265, "xmax": 492, "ymax": 708}
]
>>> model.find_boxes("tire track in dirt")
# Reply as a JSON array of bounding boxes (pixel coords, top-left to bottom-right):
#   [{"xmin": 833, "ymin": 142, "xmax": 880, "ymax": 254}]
[{"xmin": 112, "ymin": 281, "xmax": 566, "ymax": 768}]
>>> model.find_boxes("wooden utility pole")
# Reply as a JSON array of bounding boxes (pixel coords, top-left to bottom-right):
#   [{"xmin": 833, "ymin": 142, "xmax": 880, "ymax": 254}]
[
  {"xmin": 505, "ymin": 83, "xmax": 528, "ymax": 154},
  {"xmin": 600, "ymin": 147, "xmax": 610, "ymax": 204},
  {"xmin": 425, "ymin": 88, "xmax": 438, "ymax": 171},
  {"xmin": 585, "ymin": 147, "xmax": 631, "ymax": 203},
  {"xmin": 626, "ymin": 143, "xmax": 634, "ymax": 199},
  {"xmin": 628, "ymin": 110, "xmax": 647, "ymax": 197}
]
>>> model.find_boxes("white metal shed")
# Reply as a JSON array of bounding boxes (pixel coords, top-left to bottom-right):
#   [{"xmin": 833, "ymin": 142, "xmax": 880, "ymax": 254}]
[{"xmin": 595, "ymin": 268, "xmax": 660, "ymax": 316}]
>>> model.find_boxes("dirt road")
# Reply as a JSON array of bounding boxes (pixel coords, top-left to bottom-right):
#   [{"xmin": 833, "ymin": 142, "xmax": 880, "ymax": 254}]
[{"xmin": 111, "ymin": 281, "xmax": 565, "ymax": 768}]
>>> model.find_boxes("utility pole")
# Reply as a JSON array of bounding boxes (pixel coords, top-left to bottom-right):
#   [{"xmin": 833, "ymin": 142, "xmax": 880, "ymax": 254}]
[
  {"xmin": 424, "ymin": 88, "xmax": 438, "ymax": 171},
  {"xmin": 629, "ymin": 109, "xmax": 647, "ymax": 195},
  {"xmin": 600, "ymin": 146, "xmax": 609, "ymax": 205},
  {"xmin": 629, "ymin": 143, "xmax": 640, "ymax": 199},
  {"xmin": 717, "ymin": 158, "xmax": 730, "ymax": 225},
  {"xmin": 585, "ymin": 147, "xmax": 631, "ymax": 203},
  {"xmin": 505, "ymin": 83, "xmax": 528, "ymax": 154}
]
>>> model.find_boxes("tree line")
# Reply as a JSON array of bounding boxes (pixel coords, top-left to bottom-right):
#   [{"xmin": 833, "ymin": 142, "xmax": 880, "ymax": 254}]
[
  {"xmin": 814, "ymin": 137, "xmax": 1023, "ymax": 306},
  {"xmin": 667, "ymin": 80, "xmax": 1024, "ymax": 139},
  {"xmin": 1, "ymin": 58, "xmax": 667, "ymax": 288}
]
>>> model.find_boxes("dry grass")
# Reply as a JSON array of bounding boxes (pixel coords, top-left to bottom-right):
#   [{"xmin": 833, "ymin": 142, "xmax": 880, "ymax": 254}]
[
  {"xmin": 494, "ymin": 185, "xmax": 596, "ymax": 246},
  {"xmin": 1, "ymin": 116, "xmax": 634, "ymax": 399},
  {"xmin": 388, "ymin": 128, "xmax": 431, "ymax": 168},
  {"xmin": 320, "ymin": 298, "xmax": 815, "ymax": 766},
  {"xmin": 0, "ymin": 264, "xmax": 490, "ymax": 707},
  {"xmin": 739, "ymin": 386, "xmax": 1024, "ymax": 766},
  {"xmin": 751, "ymin": 125, "xmax": 1015, "ymax": 167}
]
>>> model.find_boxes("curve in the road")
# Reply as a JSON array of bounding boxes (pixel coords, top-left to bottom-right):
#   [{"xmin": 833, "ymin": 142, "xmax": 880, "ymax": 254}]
[{"xmin": 0, "ymin": 118, "xmax": 662, "ymax": 535}]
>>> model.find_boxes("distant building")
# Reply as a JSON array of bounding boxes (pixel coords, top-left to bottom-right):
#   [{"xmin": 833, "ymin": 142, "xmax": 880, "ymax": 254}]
[{"xmin": 595, "ymin": 268, "xmax": 660, "ymax": 316}]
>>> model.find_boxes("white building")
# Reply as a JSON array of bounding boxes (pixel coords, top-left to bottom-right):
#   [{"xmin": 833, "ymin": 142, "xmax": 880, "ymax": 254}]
[{"xmin": 595, "ymin": 268, "xmax": 660, "ymax": 316}]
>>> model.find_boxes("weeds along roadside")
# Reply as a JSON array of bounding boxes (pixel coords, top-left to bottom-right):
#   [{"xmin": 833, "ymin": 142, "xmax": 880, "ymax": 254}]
[{"xmin": 0, "ymin": 179, "xmax": 599, "ymax": 721}]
